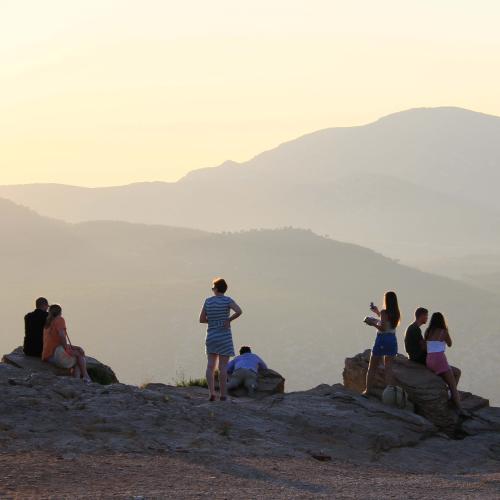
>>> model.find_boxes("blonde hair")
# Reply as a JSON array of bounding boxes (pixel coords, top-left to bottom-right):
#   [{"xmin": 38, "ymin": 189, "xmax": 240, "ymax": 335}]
[{"xmin": 45, "ymin": 304, "xmax": 62, "ymax": 328}]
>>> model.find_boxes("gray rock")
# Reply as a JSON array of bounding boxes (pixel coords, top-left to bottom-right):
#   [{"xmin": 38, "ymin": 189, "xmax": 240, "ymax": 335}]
[
  {"xmin": 0, "ymin": 351, "xmax": 499, "ymax": 475},
  {"xmin": 343, "ymin": 350, "xmax": 489, "ymax": 434},
  {"xmin": 229, "ymin": 368, "xmax": 285, "ymax": 398},
  {"xmin": 2, "ymin": 346, "xmax": 118, "ymax": 385}
]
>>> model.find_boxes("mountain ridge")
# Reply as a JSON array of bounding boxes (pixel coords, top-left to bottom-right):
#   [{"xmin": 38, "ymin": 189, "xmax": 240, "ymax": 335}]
[{"xmin": 1, "ymin": 106, "xmax": 500, "ymax": 263}]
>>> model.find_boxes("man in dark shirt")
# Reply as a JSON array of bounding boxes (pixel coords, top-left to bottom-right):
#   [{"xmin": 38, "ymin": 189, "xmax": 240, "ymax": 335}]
[
  {"xmin": 23, "ymin": 297, "xmax": 49, "ymax": 357},
  {"xmin": 404, "ymin": 307, "xmax": 429, "ymax": 365}
]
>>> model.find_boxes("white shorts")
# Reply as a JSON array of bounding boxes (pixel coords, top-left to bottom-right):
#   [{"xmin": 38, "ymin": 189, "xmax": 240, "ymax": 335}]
[{"xmin": 49, "ymin": 345, "xmax": 77, "ymax": 369}]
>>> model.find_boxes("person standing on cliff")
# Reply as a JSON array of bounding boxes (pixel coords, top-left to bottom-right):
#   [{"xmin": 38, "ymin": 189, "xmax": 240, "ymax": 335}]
[
  {"xmin": 362, "ymin": 291, "xmax": 401, "ymax": 395},
  {"xmin": 199, "ymin": 278, "xmax": 242, "ymax": 401},
  {"xmin": 23, "ymin": 297, "xmax": 49, "ymax": 357}
]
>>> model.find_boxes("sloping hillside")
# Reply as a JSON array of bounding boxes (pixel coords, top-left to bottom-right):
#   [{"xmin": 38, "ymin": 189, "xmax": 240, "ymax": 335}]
[
  {"xmin": 0, "ymin": 198, "xmax": 499, "ymax": 403},
  {"xmin": 1, "ymin": 108, "xmax": 500, "ymax": 261}
]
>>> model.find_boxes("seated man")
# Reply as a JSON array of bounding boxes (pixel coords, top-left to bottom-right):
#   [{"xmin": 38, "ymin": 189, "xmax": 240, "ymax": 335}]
[
  {"xmin": 404, "ymin": 307, "xmax": 429, "ymax": 365},
  {"xmin": 405, "ymin": 306, "xmax": 461, "ymax": 383},
  {"xmin": 23, "ymin": 297, "xmax": 49, "ymax": 357},
  {"xmin": 227, "ymin": 346, "xmax": 267, "ymax": 396}
]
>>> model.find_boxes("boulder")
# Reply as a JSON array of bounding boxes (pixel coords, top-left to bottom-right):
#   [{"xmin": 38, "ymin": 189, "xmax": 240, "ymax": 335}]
[
  {"xmin": 343, "ymin": 350, "xmax": 489, "ymax": 434},
  {"xmin": 2, "ymin": 346, "xmax": 118, "ymax": 385},
  {"xmin": 228, "ymin": 368, "xmax": 285, "ymax": 398}
]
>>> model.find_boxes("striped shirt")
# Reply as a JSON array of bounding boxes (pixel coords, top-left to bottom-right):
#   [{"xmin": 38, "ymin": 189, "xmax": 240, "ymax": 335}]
[{"xmin": 204, "ymin": 295, "xmax": 235, "ymax": 356}]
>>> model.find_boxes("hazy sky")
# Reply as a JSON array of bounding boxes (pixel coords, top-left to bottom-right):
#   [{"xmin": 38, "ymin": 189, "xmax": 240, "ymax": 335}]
[{"xmin": 1, "ymin": 0, "xmax": 500, "ymax": 186}]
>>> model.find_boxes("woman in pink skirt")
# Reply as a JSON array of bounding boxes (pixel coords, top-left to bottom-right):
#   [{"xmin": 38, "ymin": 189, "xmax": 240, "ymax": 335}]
[{"xmin": 424, "ymin": 312, "xmax": 466, "ymax": 416}]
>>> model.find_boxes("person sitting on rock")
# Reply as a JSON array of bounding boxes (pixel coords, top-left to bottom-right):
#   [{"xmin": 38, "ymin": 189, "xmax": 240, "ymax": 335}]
[
  {"xmin": 41, "ymin": 304, "xmax": 92, "ymax": 384},
  {"xmin": 362, "ymin": 291, "xmax": 400, "ymax": 395},
  {"xmin": 405, "ymin": 307, "xmax": 461, "ymax": 383},
  {"xmin": 226, "ymin": 346, "xmax": 267, "ymax": 396},
  {"xmin": 424, "ymin": 312, "xmax": 466, "ymax": 416},
  {"xmin": 23, "ymin": 297, "xmax": 49, "ymax": 357},
  {"xmin": 404, "ymin": 307, "xmax": 429, "ymax": 365}
]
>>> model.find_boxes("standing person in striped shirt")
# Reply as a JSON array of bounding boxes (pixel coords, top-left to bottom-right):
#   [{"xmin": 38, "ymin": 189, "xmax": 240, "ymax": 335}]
[{"xmin": 199, "ymin": 278, "xmax": 242, "ymax": 401}]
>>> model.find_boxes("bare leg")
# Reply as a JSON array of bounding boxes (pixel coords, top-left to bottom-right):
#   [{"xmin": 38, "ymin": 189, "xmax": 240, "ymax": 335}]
[
  {"xmin": 363, "ymin": 354, "xmax": 382, "ymax": 395},
  {"xmin": 451, "ymin": 366, "xmax": 461, "ymax": 385},
  {"xmin": 218, "ymin": 355, "xmax": 229, "ymax": 399},
  {"xmin": 384, "ymin": 355, "xmax": 396, "ymax": 386},
  {"xmin": 75, "ymin": 354, "xmax": 90, "ymax": 382},
  {"xmin": 206, "ymin": 354, "xmax": 218, "ymax": 398},
  {"xmin": 441, "ymin": 369, "xmax": 462, "ymax": 410}
]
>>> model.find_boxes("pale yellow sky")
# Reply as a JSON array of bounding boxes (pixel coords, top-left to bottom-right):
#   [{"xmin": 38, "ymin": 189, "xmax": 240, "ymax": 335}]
[{"xmin": 1, "ymin": 0, "xmax": 500, "ymax": 186}]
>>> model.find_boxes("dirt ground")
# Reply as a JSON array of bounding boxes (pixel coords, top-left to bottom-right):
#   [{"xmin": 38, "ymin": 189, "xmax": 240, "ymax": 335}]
[{"xmin": 0, "ymin": 452, "xmax": 499, "ymax": 499}]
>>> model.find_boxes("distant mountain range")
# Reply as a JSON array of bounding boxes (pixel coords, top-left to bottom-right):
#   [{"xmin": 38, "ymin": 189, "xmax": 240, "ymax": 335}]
[
  {"xmin": 1, "ymin": 197, "xmax": 498, "ymax": 403},
  {"xmin": 1, "ymin": 107, "xmax": 500, "ymax": 263}
]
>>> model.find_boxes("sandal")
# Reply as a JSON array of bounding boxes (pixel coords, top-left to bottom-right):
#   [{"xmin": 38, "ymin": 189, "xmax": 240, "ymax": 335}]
[
  {"xmin": 208, "ymin": 395, "xmax": 217, "ymax": 402},
  {"xmin": 219, "ymin": 396, "xmax": 228, "ymax": 401}
]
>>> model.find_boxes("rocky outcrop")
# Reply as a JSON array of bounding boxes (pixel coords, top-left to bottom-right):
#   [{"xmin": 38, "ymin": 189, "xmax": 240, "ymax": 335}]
[
  {"xmin": 229, "ymin": 368, "xmax": 285, "ymax": 398},
  {"xmin": 0, "ymin": 356, "xmax": 499, "ymax": 473},
  {"xmin": 2, "ymin": 347, "xmax": 118, "ymax": 385},
  {"xmin": 343, "ymin": 350, "xmax": 489, "ymax": 434},
  {"xmin": 1, "ymin": 360, "xmax": 499, "ymax": 473}
]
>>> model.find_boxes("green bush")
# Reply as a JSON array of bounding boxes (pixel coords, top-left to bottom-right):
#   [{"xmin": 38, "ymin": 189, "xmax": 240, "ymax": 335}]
[{"xmin": 175, "ymin": 376, "xmax": 208, "ymax": 388}]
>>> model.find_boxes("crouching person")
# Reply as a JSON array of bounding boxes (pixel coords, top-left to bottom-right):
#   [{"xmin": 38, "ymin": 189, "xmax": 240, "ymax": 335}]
[
  {"xmin": 42, "ymin": 304, "xmax": 92, "ymax": 384},
  {"xmin": 227, "ymin": 346, "xmax": 267, "ymax": 396}
]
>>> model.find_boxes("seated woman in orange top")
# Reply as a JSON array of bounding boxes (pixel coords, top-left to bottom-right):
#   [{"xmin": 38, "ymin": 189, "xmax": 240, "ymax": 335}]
[{"xmin": 42, "ymin": 304, "xmax": 91, "ymax": 384}]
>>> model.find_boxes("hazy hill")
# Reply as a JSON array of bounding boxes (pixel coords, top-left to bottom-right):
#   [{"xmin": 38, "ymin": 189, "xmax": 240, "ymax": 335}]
[
  {"xmin": 1, "ymin": 107, "xmax": 500, "ymax": 262},
  {"xmin": 0, "ymin": 198, "xmax": 499, "ymax": 403}
]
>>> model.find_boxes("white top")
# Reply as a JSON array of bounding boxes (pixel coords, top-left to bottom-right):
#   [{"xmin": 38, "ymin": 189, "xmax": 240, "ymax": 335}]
[{"xmin": 427, "ymin": 340, "xmax": 446, "ymax": 353}]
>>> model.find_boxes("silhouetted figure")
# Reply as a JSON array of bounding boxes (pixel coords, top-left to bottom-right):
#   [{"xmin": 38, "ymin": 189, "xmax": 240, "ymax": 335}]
[
  {"xmin": 199, "ymin": 278, "xmax": 242, "ymax": 401},
  {"xmin": 227, "ymin": 346, "xmax": 267, "ymax": 396},
  {"xmin": 404, "ymin": 307, "xmax": 429, "ymax": 365},
  {"xmin": 363, "ymin": 291, "xmax": 401, "ymax": 395},
  {"xmin": 406, "ymin": 307, "xmax": 461, "ymax": 383},
  {"xmin": 23, "ymin": 297, "xmax": 49, "ymax": 357},
  {"xmin": 42, "ymin": 304, "xmax": 91, "ymax": 383},
  {"xmin": 424, "ymin": 312, "xmax": 467, "ymax": 416}
]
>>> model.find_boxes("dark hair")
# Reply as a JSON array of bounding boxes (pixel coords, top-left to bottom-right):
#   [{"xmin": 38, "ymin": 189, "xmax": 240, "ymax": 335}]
[
  {"xmin": 45, "ymin": 304, "xmax": 62, "ymax": 328},
  {"xmin": 415, "ymin": 307, "xmax": 428, "ymax": 319},
  {"xmin": 35, "ymin": 297, "xmax": 49, "ymax": 308},
  {"xmin": 239, "ymin": 346, "xmax": 252, "ymax": 355},
  {"xmin": 212, "ymin": 278, "xmax": 228, "ymax": 294},
  {"xmin": 383, "ymin": 291, "xmax": 401, "ymax": 328},
  {"xmin": 424, "ymin": 312, "xmax": 448, "ymax": 340}
]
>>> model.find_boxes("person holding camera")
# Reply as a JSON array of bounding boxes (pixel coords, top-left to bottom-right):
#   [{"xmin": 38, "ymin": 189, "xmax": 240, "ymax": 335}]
[{"xmin": 362, "ymin": 291, "xmax": 401, "ymax": 395}]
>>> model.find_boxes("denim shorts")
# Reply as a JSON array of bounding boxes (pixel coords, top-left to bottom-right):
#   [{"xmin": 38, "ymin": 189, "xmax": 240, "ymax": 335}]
[{"xmin": 372, "ymin": 333, "xmax": 398, "ymax": 357}]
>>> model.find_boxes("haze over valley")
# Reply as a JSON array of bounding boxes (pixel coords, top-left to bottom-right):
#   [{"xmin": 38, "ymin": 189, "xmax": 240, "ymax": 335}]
[
  {"xmin": 2, "ymin": 107, "xmax": 500, "ymax": 269},
  {"xmin": 1, "ymin": 196, "xmax": 499, "ymax": 404}
]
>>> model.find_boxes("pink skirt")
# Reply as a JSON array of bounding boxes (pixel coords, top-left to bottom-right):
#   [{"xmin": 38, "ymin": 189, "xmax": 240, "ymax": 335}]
[{"xmin": 426, "ymin": 352, "xmax": 450, "ymax": 375}]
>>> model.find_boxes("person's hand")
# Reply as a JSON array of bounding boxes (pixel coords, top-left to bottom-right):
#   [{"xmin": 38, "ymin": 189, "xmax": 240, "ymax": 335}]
[{"xmin": 223, "ymin": 320, "xmax": 231, "ymax": 329}]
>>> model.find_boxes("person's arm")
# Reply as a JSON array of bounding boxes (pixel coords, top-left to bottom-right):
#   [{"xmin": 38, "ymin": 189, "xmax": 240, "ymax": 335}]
[
  {"xmin": 228, "ymin": 301, "xmax": 242, "ymax": 324},
  {"xmin": 370, "ymin": 304, "xmax": 381, "ymax": 317},
  {"xmin": 227, "ymin": 358, "xmax": 236, "ymax": 375},
  {"xmin": 257, "ymin": 356, "xmax": 268, "ymax": 371},
  {"xmin": 58, "ymin": 329, "xmax": 68, "ymax": 348},
  {"xmin": 364, "ymin": 310, "xmax": 387, "ymax": 331},
  {"xmin": 444, "ymin": 329, "xmax": 452, "ymax": 347},
  {"xmin": 199, "ymin": 305, "xmax": 208, "ymax": 324},
  {"xmin": 418, "ymin": 334, "xmax": 427, "ymax": 352}
]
